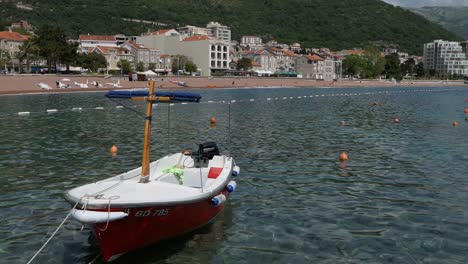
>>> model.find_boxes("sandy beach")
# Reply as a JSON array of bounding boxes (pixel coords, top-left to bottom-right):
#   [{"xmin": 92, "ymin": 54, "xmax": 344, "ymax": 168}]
[{"xmin": 0, "ymin": 74, "xmax": 466, "ymax": 95}]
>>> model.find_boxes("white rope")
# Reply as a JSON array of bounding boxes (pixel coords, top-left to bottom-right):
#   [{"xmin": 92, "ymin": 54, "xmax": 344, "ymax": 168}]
[
  {"xmin": 26, "ymin": 199, "xmax": 81, "ymax": 264},
  {"xmin": 88, "ymin": 253, "xmax": 102, "ymax": 264},
  {"xmin": 1, "ymin": 88, "xmax": 461, "ymax": 119},
  {"xmin": 96, "ymin": 196, "xmax": 119, "ymax": 232}
]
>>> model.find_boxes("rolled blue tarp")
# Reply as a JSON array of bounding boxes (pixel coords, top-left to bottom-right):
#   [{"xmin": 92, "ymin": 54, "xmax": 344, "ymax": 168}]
[{"xmin": 105, "ymin": 89, "xmax": 202, "ymax": 103}]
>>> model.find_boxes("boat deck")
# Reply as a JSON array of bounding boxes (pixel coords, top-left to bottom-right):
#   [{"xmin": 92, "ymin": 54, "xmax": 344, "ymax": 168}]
[{"xmin": 65, "ymin": 153, "xmax": 233, "ymax": 208}]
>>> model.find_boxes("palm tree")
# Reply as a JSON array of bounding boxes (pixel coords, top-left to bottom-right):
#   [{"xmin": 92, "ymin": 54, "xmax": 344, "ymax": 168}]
[
  {"xmin": 18, "ymin": 39, "xmax": 37, "ymax": 73},
  {"xmin": 0, "ymin": 49, "xmax": 11, "ymax": 72}
]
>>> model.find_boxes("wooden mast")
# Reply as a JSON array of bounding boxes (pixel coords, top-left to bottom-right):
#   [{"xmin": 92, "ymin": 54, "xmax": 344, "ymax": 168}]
[{"xmin": 139, "ymin": 80, "xmax": 156, "ymax": 183}]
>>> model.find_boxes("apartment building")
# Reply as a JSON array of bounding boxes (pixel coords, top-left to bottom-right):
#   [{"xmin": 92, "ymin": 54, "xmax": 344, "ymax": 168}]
[
  {"xmin": 92, "ymin": 46, "xmax": 133, "ymax": 70},
  {"xmin": 136, "ymin": 23, "xmax": 231, "ymax": 76},
  {"xmin": 79, "ymin": 35, "xmax": 118, "ymax": 52},
  {"xmin": 206, "ymin": 22, "xmax": 231, "ymax": 42},
  {"xmin": 120, "ymin": 41, "xmax": 161, "ymax": 68},
  {"xmin": 295, "ymin": 54, "xmax": 341, "ymax": 80},
  {"xmin": 423, "ymin": 40, "xmax": 468, "ymax": 76},
  {"xmin": 0, "ymin": 31, "xmax": 30, "ymax": 55},
  {"xmin": 240, "ymin": 36, "xmax": 263, "ymax": 50}
]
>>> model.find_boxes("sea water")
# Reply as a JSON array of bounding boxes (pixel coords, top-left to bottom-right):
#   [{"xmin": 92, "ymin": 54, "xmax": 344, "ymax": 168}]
[{"xmin": 0, "ymin": 86, "xmax": 468, "ymax": 263}]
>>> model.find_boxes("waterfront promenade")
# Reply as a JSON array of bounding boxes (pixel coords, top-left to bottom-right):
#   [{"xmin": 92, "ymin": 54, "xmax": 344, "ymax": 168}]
[{"xmin": 0, "ymin": 75, "xmax": 466, "ymax": 95}]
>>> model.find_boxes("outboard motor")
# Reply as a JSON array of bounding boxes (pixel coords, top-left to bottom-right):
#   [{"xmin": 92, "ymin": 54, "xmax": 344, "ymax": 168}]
[{"xmin": 196, "ymin": 142, "xmax": 220, "ymax": 161}]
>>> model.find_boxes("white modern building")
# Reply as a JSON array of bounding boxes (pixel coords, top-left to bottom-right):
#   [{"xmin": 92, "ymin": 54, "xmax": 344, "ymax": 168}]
[
  {"xmin": 206, "ymin": 22, "xmax": 231, "ymax": 42},
  {"xmin": 136, "ymin": 23, "xmax": 231, "ymax": 76},
  {"xmin": 423, "ymin": 40, "xmax": 468, "ymax": 76},
  {"xmin": 79, "ymin": 35, "xmax": 118, "ymax": 52},
  {"xmin": 240, "ymin": 36, "xmax": 263, "ymax": 50}
]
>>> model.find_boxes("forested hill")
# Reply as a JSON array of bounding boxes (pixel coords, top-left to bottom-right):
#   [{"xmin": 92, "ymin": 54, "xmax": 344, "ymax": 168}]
[
  {"xmin": 410, "ymin": 6, "xmax": 468, "ymax": 39},
  {"xmin": 0, "ymin": 0, "xmax": 462, "ymax": 54}
]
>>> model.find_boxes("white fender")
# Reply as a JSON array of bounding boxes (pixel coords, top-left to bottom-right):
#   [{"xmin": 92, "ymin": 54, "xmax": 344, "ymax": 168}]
[{"xmin": 71, "ymin": 209, "xmax": 128, "ymax": 224}]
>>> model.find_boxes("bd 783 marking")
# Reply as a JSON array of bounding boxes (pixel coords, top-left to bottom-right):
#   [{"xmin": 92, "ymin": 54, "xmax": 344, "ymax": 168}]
[{"xmin": 135, "ymin": 209, "xmax": 170, "ymax": 217}]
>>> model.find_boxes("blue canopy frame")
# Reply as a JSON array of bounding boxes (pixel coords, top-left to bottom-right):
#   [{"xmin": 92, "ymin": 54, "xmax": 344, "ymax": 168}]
[{"xmin": 105, "ymin": 89, "xmax": 202, "ymax": 103}]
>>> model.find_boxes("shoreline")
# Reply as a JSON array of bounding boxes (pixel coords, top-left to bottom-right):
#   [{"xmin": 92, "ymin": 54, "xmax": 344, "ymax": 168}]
[{"xmin": 0, "ymin": 75, "xmax": 466, "ymax": 96}]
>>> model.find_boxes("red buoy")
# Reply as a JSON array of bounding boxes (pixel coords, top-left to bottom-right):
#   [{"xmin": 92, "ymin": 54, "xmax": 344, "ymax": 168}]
[
  {"xmin": 464, "ymin": 109, "xmax": 468, "ymax": 114},
  {"xmin": 394, "ymin": 117, "xmax": 400, "ymax": 123},
  {"xmin": 210, "ymin": 117, "xmax": 216, "ymax": 124},
  {"xmin": 373, "ymin": 102, "xmax": 379, "ymax": 106}
]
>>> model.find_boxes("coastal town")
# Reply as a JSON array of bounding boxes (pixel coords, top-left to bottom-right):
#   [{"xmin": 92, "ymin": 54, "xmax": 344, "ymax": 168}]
[
  {"xmin": 1, "ymin": 20, "xmax": 467, "ymax": 89},
  {"xmin": 2, "ymin": 1, "xmax": 468, "ymax": 263}
]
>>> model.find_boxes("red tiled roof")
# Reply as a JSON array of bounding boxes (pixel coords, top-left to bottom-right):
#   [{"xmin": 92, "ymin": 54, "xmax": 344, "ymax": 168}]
[
  {"xmin": 79, "ymin": 35, "xmax": 116, "ymax": 41},
  {"xmin": 269, "ymin": 47, "xmax": 283, "ymax": 52},
  {"xmin": 283, "ymin": 50, "xmax": 298, "ymax": 57},
  {"xmin": 95, "ymin": 46, "xmax": 129, "ymax": 55},
  {"xmin": 127, "ymin": 41, "xmax": 144, "ymax": 49},
  {"xmin": 183, "ymin": 35, "xmax": 209, "ymax": 41},
  {"xmin": 251, "ymin": 61, "xmax": 261, "ymax": 67},
  {"xmin": 147, "ymin": 29, "xmax": 173, "ymax": 35},
  {"xmin": 160, "ymin": 54, "xmax": 170, "ymax": 58},
  {"xmin": 305, "ymin": 54, "xmax": 324, "ymax": 61},
  {"xmin": 0, "ymin": 31, "xmax": 30, "ymax": 42},
  {"xmin": 346, "ymin": 49, "xmax": 364, "ymax": 55}
]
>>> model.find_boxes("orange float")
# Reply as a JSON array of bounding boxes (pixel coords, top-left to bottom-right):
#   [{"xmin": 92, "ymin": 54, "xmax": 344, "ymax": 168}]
[
  {"xmin": 210, "ymin": 117, "xmax": 216, "ymax": 124},
  {"xmin": 373, "ymin": 102, "xmax": 379, "ymax": 106},
  {"xmin": 464, "ymin": 109, "xmax": 468, "ymax": 114},
  {"xmin": 110, "ymin": 144, "xmax": 118, "ymax": 154},
  {"xmin": 339, "ymin": 152, "xmax": 348, "ymax": 161}
]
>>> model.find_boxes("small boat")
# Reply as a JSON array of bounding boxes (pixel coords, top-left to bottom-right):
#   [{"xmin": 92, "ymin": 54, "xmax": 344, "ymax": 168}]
[
  {"xmin": 169, "ymin": 80, "xmax": 188, "ymax": 87},
  {"xmin": 65, "ymin": 82, "xmax": 239, "ymax": 261},
  {"xmin": 37, "ymin": 82, "xmax": 52, "ymax": 90},
  {"xmin": 106, "ymin": 80, "xmax": 122, "ymax": 88}
]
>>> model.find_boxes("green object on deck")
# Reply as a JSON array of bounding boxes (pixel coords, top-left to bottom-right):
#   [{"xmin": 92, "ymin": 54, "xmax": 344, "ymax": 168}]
[{"xmin": 163, "ymin": 166, "xmax": 184, "ymax": 184}]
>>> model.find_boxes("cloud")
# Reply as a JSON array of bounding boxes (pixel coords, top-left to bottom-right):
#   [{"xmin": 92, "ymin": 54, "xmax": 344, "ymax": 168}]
[{"xmin": 382, "ymin": 0, "xmax": 468, "ymax": 7}]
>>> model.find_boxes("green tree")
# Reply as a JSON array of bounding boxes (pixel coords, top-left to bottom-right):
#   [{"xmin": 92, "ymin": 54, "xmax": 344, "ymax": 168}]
[
  {"xmin": 342, "ymin": 54, "xmax": 366, "ymax": 78},
  {"xmin": 0, "ymin": 49, "xmax": 11, "ymax": 72},
  {"xmin": 136, "ymin": 61, "xmax": 145, "ymax": 72},
  {"xmin": 384, "ymin": 53, "xmax": 402, "ymax": 81},
  {"xmin": 362, "ymin": 46, "xmax": 385, "ymax": 79},
  {"xmin": 171, "ymin": 55, "xmax": 188, "ymax": 74},
  {"xmin": 32, "ymin": 25, "xmax": 78, "ymax": 72},
  {"xmin": 415, "ymin": 62, "xmax": 426, "ymax": 78},
  {"xmin": 185, "ymin": 61, "xmax": 197, "ymax": 74},
  {"xmin": 17, "ymin": 39, "xmax": 39, "ymax": 73},
  {"xmin": 63, "ymin": 42, "xmax": 79, "ymax": 72},
  {"xmin": 117, "ymin": 59, "xmax": 132, "ymax": 74},
  {"xmin": 401, "ymin": 58, "xmax": 416, "ymax": 77},
  {"xmin": 237, "ymin": 58, "xmax": 252, "ymax": 70},
  {"xmin": 79, "ymin": 53, "xmax": 107, "ymax": 72},
  {"xmin": 148, "ymin": 63, "xmax": 156, "ymax": 71}
]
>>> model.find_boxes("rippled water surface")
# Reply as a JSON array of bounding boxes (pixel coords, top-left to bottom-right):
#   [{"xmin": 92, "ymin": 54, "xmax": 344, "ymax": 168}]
[{"xmin": 1, "ymin": 86, "xmax": 468, "ymax": 264}]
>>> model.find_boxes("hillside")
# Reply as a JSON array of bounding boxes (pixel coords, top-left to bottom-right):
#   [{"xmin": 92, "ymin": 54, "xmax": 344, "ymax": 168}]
[
  {"xmin": 410, "ymin": 6, "xmax": 468, "ymax": 39},
  {"xmin": 0, "ymin": 0, "xmax": 462, "ymax": 55}
]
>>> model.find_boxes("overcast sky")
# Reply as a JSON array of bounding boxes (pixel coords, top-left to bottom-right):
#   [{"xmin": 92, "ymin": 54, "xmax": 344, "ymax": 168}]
[{"xmin": 382, "ymin": 0, "xmax": 468, "ymax": 7}]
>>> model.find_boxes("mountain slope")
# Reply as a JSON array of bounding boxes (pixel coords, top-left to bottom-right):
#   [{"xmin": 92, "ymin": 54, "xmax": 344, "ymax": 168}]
[
  {"xmin": 0, "ymin": 0, "xmax": 462, "ymax": 54},
  {"xmin": 410, "ymin": 6, "xmax": 468, "ymax": 39}
]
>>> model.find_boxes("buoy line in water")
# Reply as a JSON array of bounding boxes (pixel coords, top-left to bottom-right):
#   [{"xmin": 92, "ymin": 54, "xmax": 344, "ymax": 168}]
[{"xmin": 0, "ymin": 88, "xmax": 465, "ymax": 120}]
